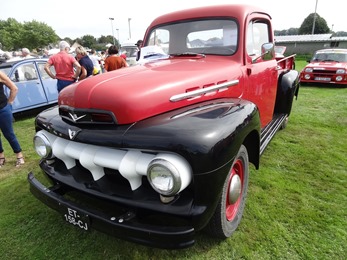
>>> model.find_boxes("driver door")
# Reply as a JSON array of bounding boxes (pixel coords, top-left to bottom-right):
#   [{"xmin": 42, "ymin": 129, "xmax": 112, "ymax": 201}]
[{"xmin": 9, "ymin": 61, "xmax": 47, "ymax": 112}]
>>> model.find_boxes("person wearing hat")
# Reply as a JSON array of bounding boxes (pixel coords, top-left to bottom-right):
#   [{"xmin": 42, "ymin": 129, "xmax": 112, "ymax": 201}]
[
  {"xmin": 135, "ymin": 40, "xmax": 143, "ymax": 61},
  {"xmin": 44, "ymin": 41, "xmax": 81, "ymax": 92}
]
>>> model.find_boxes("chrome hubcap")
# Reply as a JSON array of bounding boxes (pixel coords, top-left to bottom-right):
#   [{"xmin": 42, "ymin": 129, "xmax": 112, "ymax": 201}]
[{"xmin": 228, "ymin": 174, "xmax": 241, "ymax": 204}]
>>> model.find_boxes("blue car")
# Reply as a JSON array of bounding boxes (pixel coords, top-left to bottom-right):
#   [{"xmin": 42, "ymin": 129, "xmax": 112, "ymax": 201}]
[{"xmin": 0, "ymin": 58, "xmax": 58, "ymax": 113}]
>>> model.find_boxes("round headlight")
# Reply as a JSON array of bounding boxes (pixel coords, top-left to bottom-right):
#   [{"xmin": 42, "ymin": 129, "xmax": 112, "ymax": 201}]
[
  {"xmin": 305, "ymin": 68, "xmax": 313, "ymax": 73},
  {"xmin": 147, "ymin": 159, "xmax": 181, "ymax": 196},
  {"xmin": 304, "ymin": 74, "xmax": 310, "ymax": 80},
  {"xmin": 336, "ymin": 76, "xmax": 343, "ymax": 81},
  {"xmin": 336, "ymin": 69, "xmax": 345, "ymax": 74},
  {"xmin": 34, "ymin": 133, "xmax": 52, "ymax": 159}
]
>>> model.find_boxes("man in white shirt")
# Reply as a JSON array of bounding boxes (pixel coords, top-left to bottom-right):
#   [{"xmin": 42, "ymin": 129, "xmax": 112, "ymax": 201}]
[{"xmin": 89, "ymin": 49, "xmax": 101, "ymax": 75}]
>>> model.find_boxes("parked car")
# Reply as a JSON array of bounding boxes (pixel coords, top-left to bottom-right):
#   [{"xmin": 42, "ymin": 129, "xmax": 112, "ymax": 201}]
[
  {"xmin": 0, "ymin": 58, "xmax": 58, "ymax": 113},
  {"xmin": 300, "ymin": 48, "xmax": 347, "ymax": 86}
]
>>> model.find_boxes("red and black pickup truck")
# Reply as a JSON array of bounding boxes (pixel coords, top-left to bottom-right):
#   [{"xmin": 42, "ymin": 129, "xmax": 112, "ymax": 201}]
[{"xmin": 28, "ymin": 4, "xmax": 299, "ymax": 249}]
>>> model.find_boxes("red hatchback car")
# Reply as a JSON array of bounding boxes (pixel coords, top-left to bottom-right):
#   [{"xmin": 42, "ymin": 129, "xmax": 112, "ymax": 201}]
[{"xmin": 300, "ymin": 48, "xmax": 347, "ymax": 86}]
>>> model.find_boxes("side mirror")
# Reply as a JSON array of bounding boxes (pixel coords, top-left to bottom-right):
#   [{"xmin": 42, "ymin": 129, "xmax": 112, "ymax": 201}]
[
  {"xmin": 261, "ymin": 43, "xmax": 275, "ymax": 61},
  {"xmin": 252, "ymin": 43, "xmax": 275, "ymax": 63}
]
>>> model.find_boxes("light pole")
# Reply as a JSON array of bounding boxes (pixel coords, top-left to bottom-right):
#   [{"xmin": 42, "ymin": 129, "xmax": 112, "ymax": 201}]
[
  {"xmin": 128, "ymin": 18, "xmax": 132, "ymax": 40},
  {"xmin": 311, "ymin": 0, "xmax": 318, "ymax": 35},
  {"xmin": 109, "ymin": 17, "xmax": 115, "ymax": 45},
  {"xmin": 116, "ymin": 29, "xmax": 119, "ymax": 42}
]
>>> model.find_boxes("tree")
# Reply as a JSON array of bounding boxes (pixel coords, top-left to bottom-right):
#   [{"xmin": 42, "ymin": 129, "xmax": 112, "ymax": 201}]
[
  {"xmin": 98, "ymin": 35, "xmax": 116, "ymax": 44},
  {"xmin": 334, "ymin": 31, "xmax": 347, "ymax": 36},
  {"xmin": 0, "ymin": 18, "xmax": 58, "ymax": 51},
  {"xmin": 62, "ymin": 37, "xmax": 73, "ymax": 45},
  {"xmin": 96, "ymin": 35, "xmax": 120, "ymax": 49},
  {"xmin": 299, "ymin": 13, "xmax": 330, "ymax": 34},
  {"xmin": 287, "ymin": 27, "xmax": 299, "ymax": 35},
  {"xmin": 80, "ymin": 35, "xmax": 97, "ymax": 48},
  {"xmin": 0, "ymin": 18, "xmax": 24, "ymax": 51},
  {"xmin": 274, "ymin": 29, "xmax": 287, "ymax": 36},
  {"xmin": 275, "ymin": 28, "xmax": 299, "ymax": 36},
  {"xmin": 22, "ymin": 20, "xmax": 59, "ymax": 50}
]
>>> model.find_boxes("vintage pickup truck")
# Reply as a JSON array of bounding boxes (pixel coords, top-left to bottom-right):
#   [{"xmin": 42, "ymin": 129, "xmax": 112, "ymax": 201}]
[{"xmin": 28, "ymin": 4, "xmax": 299, "ymax": 249}]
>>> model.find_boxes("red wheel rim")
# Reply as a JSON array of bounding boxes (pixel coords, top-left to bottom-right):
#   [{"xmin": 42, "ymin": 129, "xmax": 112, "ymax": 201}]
[{"xmin": 226, "ymin": 159, "xmax": 244, "ymax": 221}]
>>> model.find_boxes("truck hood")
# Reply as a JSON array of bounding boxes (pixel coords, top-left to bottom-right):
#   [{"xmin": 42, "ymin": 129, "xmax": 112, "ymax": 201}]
[{"xmin": 59, "ymin": 57, "xmax": 242, "ymax": 125}]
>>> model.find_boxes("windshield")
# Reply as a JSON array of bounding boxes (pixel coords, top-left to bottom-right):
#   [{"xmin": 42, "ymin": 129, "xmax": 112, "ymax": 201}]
[
  {"xmin": 312, "ymin": 51, "xmax": 347, "ymax": 62},
  {"xmin": 120, "ymin": 46, "xmax": 138, "ymax": 58},
  {"xmin": 145, "ymin": 19, "xmax": 238, "ymax": 56}
]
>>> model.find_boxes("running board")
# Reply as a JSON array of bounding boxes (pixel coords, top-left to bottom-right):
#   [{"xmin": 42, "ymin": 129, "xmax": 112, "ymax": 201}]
[{"xmin": 260, "ymin": 114, "xmax": 288, "ymax": 155}]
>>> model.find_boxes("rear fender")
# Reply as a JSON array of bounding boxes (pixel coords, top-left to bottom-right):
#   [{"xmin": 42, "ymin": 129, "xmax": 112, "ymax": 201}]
[{"xmin": 274, "ymin": 69, "xmax": 300, "ymax": 116}]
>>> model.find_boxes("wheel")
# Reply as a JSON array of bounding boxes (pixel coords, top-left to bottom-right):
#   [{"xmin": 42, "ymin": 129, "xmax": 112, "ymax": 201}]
[{"xmin": 206, "ymin": 144, "xmax": 249, "ymax": 238}]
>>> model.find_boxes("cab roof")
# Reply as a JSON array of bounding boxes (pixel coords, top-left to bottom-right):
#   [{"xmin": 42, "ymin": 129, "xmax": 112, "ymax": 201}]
[{"xmin": 148, "ymin": 4, "xmax": 271, "ymax": 28}]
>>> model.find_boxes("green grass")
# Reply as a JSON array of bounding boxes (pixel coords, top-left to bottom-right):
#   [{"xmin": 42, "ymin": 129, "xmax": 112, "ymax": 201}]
[{"xmin": 0, "ymin": 61, "xmax": 346, "ymax": 259}]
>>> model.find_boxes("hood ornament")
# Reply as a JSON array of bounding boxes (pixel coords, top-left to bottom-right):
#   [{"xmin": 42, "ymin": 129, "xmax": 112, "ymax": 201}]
[
  {"xmin": 68, "ymin": 129, "xmax": 79, "ymax": 140},
  {"xmin": 68, "ymin": 112, "xmax": 87, "ymax": 122}
]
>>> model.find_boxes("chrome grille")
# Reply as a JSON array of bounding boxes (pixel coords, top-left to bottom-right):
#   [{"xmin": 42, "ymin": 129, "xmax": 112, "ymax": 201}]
[{"xmin": 59, "ymin": 106, "xmax": 117, "ymax": 125}]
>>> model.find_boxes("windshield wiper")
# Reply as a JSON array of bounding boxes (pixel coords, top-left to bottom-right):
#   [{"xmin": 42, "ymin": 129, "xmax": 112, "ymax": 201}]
[
  {"xmin": 322, "ymin": 59, "xmax": 337, "ymax": 62},
  {"xmin": 170, "ymin": 52, "xmax": 206, "ymax": 58},
  {"xmin": 143, "ymin": 53, "xmax": 167, "ymax": 59}
]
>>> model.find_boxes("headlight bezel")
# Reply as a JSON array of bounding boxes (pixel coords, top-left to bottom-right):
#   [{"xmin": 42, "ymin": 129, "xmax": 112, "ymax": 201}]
[
  {"xmin": 34, "ymin": 132, "xmax": 53, "ymax": 159},
  {"xmin": 147, "ymin": 158, "xmax": 181, "ymax": 196},
  {"xmin": 305, "ymin": 67, "xmax": 313, "ymax": 73},
  {"xmin": 304, "ymin": 74, "xmax": 311, "ymax": 80},
  {"xmin": 336, "ymin": 75, "xmax": 343, "ymax": 81},
  {"xmin": 336, "ymin": 69, "xmax": 346, "ymax": 74}
]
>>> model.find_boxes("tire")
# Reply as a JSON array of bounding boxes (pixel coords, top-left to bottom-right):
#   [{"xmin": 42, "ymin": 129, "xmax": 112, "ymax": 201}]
[{"xmin": 206, "ymin": 144, "xmax": 249, "ymax": 238}]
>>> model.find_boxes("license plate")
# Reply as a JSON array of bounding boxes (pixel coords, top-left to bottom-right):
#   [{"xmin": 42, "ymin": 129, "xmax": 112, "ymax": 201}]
[
  {"xmin": 315, "ymin": 77, "xmax": 330, "ymax": 81},
  {"xmin": 63, "ymin": 206, "xmax": 90, "ymax": 231}
]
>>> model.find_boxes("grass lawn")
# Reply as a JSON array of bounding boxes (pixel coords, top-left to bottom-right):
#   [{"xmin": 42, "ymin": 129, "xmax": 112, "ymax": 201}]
[{"xmin": 0, "ymin": 60, "xmax": 346, "ymax": 259}]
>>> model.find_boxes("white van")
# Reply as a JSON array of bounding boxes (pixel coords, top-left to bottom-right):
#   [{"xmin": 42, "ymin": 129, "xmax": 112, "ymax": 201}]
[{"xmin": 120, "ymin": 42, "xmax": 138, "ymax": 66}]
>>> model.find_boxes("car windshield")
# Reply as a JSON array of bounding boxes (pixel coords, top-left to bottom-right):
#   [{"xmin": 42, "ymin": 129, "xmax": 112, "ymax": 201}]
[
  {"xmin": 145, "ymin": 19, "xmax": 238, "ymax": 56},
  {"xmin": 312, "ymin": 52, "xmax": 347, "ymax": 62}
]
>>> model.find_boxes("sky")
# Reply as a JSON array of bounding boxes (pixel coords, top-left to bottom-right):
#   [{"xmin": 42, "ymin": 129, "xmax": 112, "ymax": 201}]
[{"xmin": 0, "ymin": 0, "xmax": 344, "ymax": 45}]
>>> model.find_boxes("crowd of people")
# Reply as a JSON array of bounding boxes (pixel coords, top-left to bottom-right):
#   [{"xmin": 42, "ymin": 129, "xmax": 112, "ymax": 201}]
[
  {"xmin": 43, "ymin": 40, "xmax": 141, "ymax": 92},
  {"xmin": 44, "ymin": 39, "xmax": 145, "ymax": 92},
  {"xmin": 0, "ymin": 48, "xmax": 36, "ymax": 62},
  {"xmin": 1, "ymin": 39, "xmax": 145, "ymax": 79}
]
